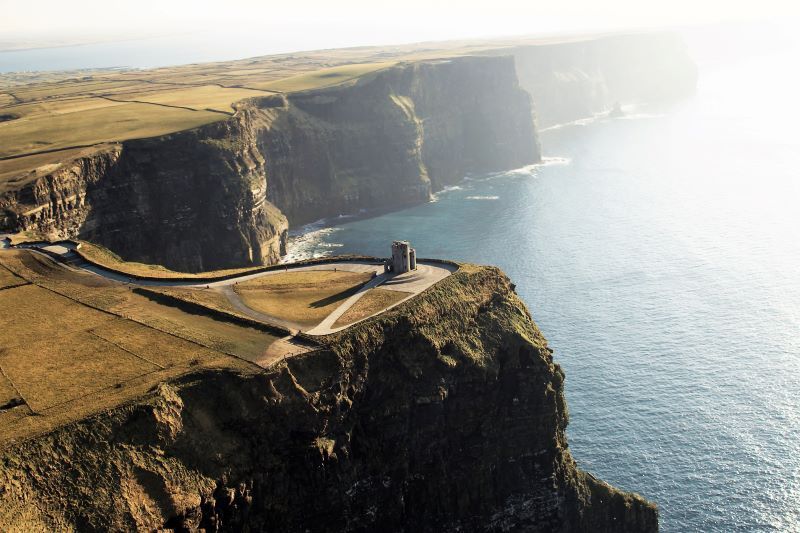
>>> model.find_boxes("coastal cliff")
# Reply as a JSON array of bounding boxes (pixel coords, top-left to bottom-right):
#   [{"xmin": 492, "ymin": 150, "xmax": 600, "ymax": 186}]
[
  {"xmin": 508, "ymin": 33, "xmax": 697, "ymax": 127},
  {"xmin": 0, "ymin": 56, "xmax": 538, "ymax": 270},
  {"xmin": 260, "ymin": 56, "xmax": 539, "ymax": 224},
  {"xmin": 0, "ymin": 264, "xmax": 657, "ymax": 531},
  {"xmin": 0, "ymin": 130, "xmax": 289, "ymax": 272},
  {"xmin": 0, "ymin": 33, "xmax": 696, "ymax": 271}
]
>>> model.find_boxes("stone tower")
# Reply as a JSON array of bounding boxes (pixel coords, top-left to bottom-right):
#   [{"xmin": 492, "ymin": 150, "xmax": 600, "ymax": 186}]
[{"xmin": 388, "ymin": 240, "xmax": 416, "ymax": 274}]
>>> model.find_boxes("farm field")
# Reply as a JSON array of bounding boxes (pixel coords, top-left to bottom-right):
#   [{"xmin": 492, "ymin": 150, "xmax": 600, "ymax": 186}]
[
  {"xmin": 0, "ymin": 264, "xmax": 27, "ymax": 289},
  {"xmin": 235, "ymin": 270, "xmax": 372, "ymax": 328},
  {"xmin": 0, "ymin": 249, "xmax": 273, "ymax": 446},
  {"xmin": 107, "ymin": 84, "xmax": 269, "ymax": 113},
  {"xmin": 0, "ymin": 145, "xmax": 110, "ymax": 191},
  {"xmin": 0, "ymin": 99, "xmax": 223, "ymax": 158},
  {"xmin": 143, "ymin": 286, "xmax": 245, "ymax": 317}
]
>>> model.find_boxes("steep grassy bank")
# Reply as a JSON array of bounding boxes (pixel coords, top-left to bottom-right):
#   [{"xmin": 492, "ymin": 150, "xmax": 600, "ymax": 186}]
[{"xmin": 0, "ymin": 264, "xmax": 657, "ymax": 531}]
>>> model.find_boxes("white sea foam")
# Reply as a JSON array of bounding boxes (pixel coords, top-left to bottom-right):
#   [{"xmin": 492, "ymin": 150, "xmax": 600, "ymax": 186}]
[
  {"xmin": 468, "ymin": 157, "xmax": 572, "ymax": 183},
  {"xmin": 540, "ymin": 156, "xmax": 571, "ymax": 166},
  {"xmin": 465, "ymin": 195, "xmax": 499, "ymax": 200},
  {"xmin": 430, "ymin": 184, "xmax": 465, "ymax": 202},
  {"xmin": 539, "ymin": 114, "xmax": 604, "ymax": 132},
  {"xmin": 539, "ymin": 104, "xmax": 664, "ymax": 132},
  {"xmin": 282, "ymin": 226, "xmax": 343, "ymax": 263},
  {"xmin": 618, "ymin": 112, "xmax": 667, "ymax": 121}
]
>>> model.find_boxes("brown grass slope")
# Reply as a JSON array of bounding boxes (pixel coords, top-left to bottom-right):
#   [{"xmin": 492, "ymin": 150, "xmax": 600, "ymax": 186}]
[
  {"xmin": 234, "ymin": 270, "xmax": 373, "ymax": 328},
  {"xmin": 0, "ymin": 250, "xmax": 274, "ymax": 446}
]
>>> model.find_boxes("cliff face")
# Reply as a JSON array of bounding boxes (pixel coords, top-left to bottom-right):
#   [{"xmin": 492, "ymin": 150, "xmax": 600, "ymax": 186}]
[
  {"xmin": 0, "ymin": 34, "xmax": 696, "ymax": 271},
  {"xmin": 0, "ymin": 265, "xmax": 657, "ymax": 532},
  {"xmin": 509, "ymin": 33, "xmax": 698, "ymax": 127},
  {"xmin": 0, "ymin": 121, "xmax": 289, "ymax": 272},
  {"xmin": 0, "ymin": 56, "xmax": 538, "ymax": 270},
  {"xmin": 260, "ymin": 57, "xmax": 540, "ymax": 224}
]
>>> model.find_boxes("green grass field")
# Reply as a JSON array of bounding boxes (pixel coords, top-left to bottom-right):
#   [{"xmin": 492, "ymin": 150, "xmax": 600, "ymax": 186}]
[
  {"xmin": 145, "ymin": 286, "xmax": 245, "ymax": 317},
  {"xmin": 0, "ymin": 373, "xmax": 21, "ymax": 409},
  {"xmin": 9, "ymin": 80, "xmax": 132, "ymax": 102},
  {"xmin": 0, "ymin": 283, "xmax": 117, "ymax": 346},
  {"xmin": 2, "ymin": 328, "xmax": 160, "ymax": 412},
  {"xmin": 0, "ymin": 265, "xmax": 27, "ymax": 289},
  {"xmin": 119, "ymin": 84, "xmax": 270, "ymax": 113}
]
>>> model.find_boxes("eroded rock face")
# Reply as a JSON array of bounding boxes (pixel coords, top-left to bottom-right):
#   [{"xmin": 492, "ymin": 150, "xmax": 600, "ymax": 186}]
[
  {"xmin": 0, "ymin": 126, "xmax": 289, "ymax": 273},
  {"xmin": 0, "ymin": 265, "xmax": 657, "ymax": 531},
  {"xmin": 79, "ymin": 120, "xmax": 289, "ymax": 272},
  {"xmin": 260, "ymin": 56, "xmax": 540, "ymax": 224}
]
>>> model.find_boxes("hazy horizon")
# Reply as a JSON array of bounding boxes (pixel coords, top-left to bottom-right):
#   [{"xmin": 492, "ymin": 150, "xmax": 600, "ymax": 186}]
[{"xmin": 3, "ymin": 0, "xmax": 799, "ymax": 55}]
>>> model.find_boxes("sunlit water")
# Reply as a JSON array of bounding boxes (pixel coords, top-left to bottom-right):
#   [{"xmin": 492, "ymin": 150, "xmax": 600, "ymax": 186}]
[{"xmin": 285, "ymin": 50, "xmax": 800, "ymax": 531}]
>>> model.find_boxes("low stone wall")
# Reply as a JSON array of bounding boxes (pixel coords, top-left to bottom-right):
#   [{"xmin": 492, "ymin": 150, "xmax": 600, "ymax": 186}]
[{"xmin": 132, "ymin": 287, "xmax": 296, "ymax": 339}]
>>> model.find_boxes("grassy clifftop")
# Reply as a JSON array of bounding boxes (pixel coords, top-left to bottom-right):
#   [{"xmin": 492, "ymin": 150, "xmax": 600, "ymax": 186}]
[{"xmin": 0, "ymin": 263, "xmax": 657, "ymax": 531}]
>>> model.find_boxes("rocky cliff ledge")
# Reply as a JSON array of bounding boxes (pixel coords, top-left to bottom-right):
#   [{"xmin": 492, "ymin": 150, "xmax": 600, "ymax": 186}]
[{"xmin": 0, "ymin": 265, "xmax": 657, "ymax": 531}]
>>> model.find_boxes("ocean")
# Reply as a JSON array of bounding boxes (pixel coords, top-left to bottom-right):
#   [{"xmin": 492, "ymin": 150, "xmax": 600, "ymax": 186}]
[
  {"xmin": 284, "ymin": 50, "xmax": 800, "ymax": 531},
  {"xmin": 0, "ymin": 33, "xmax": 283, "ymax": 73}
]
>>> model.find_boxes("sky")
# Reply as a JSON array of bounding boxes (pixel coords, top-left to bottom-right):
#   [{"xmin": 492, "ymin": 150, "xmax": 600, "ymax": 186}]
[{"xmin": 2, "ymin": 0, "xmax": 800, "ymax": 50}]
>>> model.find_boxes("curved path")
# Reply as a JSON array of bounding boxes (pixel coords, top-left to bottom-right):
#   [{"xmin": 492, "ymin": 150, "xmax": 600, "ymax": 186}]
[{"xmin": 6, "ymin": 240, "xmax": 455, "ymax": 336}]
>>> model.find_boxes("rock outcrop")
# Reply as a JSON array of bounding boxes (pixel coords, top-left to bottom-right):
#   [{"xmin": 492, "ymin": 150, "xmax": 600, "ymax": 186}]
[{"xmin": 0, "ymin": 264, "xmax": 657, "ymax": 531}]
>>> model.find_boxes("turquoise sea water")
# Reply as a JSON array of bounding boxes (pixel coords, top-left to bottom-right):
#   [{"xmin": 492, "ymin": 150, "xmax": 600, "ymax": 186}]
[{"xmin": 286, "ymin": 51, "xmax": 800, "ymax": 531}]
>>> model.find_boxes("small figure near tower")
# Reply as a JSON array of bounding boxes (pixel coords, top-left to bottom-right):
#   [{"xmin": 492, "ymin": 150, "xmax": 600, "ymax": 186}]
[{"xmin": 385, "ymin": 240, "xmax": 417, "ymax": 274}]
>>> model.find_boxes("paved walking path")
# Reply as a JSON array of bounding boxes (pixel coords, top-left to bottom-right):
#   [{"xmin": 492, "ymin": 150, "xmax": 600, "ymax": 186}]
[
  {"xmin": 305, "ymin": 263, "xmax": 454, "ymax": 335},
  {"xmin": 5, "ymin": 240, "xmax": 456, "ymax": 336}
]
